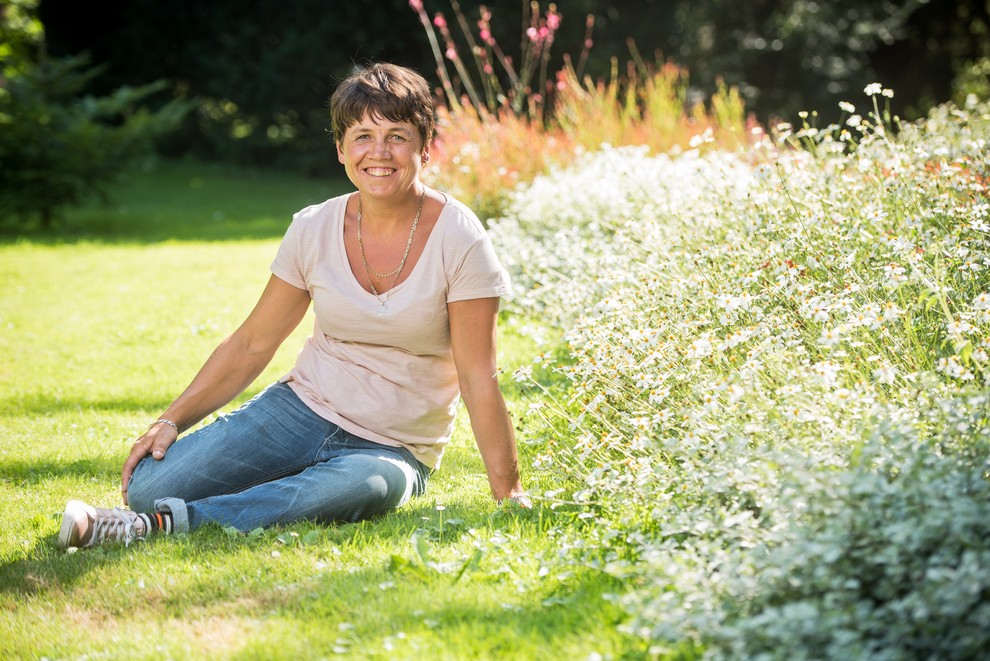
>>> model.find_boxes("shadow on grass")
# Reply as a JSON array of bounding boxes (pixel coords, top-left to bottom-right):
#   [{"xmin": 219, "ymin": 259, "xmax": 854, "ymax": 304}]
[
  {"xmin": 0, "ymin": 160, "xmax": 351, "ymax": 246},
  {"xmin": 0, "ymin": 489, "xmax": 549, "ymax": 597},
  {"xmin": 0, "ymin": 393, "xmax": 172, "ymax": 416},
  {"xmin": 0, "ymin": 392, "xmax": 174, "ymax": 417},
  {"xmin": 2, "ymin": 515, "xmax": 649, "ymax": 658},
  {"xmin": 2, "ymin": 457, "xmax": 120, "ymax": 485}
]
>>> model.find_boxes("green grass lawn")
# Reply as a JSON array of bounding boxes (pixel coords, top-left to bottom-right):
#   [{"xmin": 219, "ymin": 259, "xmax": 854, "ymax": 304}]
[{"xmin": 0, "ymin": 161, "xmax": 644, "ymax": 659}]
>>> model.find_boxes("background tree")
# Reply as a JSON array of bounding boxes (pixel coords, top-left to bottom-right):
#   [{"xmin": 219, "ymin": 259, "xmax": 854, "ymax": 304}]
[
  {"xmin": 1, "ymin": 0, "xmax": 189, "ymax": 228},
  {"xmin": 30, "ymin": 0, "xmax": 990, "ymax": 175},
  {"xmin": 658, "ymin": 0, "xmax": 990, "ymax": 118},
  {"xmin": 39, "ymin": 0, "xmax": 430, "ymax": 174}
]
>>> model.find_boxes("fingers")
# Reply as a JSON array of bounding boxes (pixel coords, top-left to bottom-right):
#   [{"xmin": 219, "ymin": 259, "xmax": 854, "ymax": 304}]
[
  {"xmin": 120, "ymin": 425, "xmax": 178, "ymax": 504},
  {"xmin": 146, "ymin": 423, "xmax": 179, "ymax": 459},
  {"xmin": 497, "ymin": 492, "xmax": 532, "ymax": 509},
  {"xmin": 120, "ymin": 441, "xmax": 148, "ymax": 504},
  {"xmin": 507, "ymin": 494, "xmax": 532, "ymax": 509}
]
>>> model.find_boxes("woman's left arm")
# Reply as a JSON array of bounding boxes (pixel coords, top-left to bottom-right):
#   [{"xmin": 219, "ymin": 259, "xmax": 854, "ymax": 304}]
[{"xmin": 448, "ymin": 297, "xmax": 530, "ymax": 506}]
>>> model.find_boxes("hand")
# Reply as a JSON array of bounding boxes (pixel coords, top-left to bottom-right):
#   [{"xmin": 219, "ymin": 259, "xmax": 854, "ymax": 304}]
[
  {"xmin": 498, "ymin": 492, "xmax": 532, "ymax": 509},
  {"xmin": 120, "ymin": 423, "xmax": 178, "ymax": 505}
]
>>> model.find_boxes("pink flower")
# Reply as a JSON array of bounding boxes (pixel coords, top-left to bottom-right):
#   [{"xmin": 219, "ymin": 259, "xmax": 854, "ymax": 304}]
[
  {"xmin": 546, "ymin": 13, "xmax": 561, "ymax": 31},
  {"xmin": 480, "ymin": 28, "xmax": 492, "ymax": 44},
  {"xmin": 445, "ymin": 46, "xmax": 458, "ymax": 61},
  {"xmin": 408, "ymin": 0, "xmax": 423, "ymax": 11},
  {"xmin": 433, "ymin": 13, "xmax": 447, "ymax": 28},
  {"xmin": 526, "ymin": 27, "xmax": 539, "ymax": 42}
]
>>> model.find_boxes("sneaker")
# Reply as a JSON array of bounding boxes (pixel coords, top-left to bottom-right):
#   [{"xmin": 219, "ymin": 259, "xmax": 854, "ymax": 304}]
[{"xmin": 58, "ymin": 500, "xmax": 150, "ymax": 548}]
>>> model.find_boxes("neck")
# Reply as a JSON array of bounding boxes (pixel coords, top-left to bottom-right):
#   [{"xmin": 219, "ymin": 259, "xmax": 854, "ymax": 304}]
[{"xmin": 357, "ymin": 185, "xmax": 424, "ymax": 230}]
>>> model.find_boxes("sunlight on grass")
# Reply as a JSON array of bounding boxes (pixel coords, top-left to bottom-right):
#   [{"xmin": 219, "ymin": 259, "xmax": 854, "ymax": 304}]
[
  {"xmin": 0, "ymin": 162, "xmax": 644, "ymax": 660},
  {"xmin": 6, "ymin": 83, "xmax": 989, "ymax": 658}
]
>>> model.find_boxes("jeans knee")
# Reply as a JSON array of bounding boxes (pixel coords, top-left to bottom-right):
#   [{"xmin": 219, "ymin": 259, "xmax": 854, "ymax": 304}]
[
  {"xmin": 360, "ymin": 458, "xmax": 415, "ymax": 511},
  {"xmin": 125, "ymin": 461, "xmax": 157, "ymax": 513},
  {"xmin": 364, "ymin": 473, "xmax": 402, "ymax": 509}
]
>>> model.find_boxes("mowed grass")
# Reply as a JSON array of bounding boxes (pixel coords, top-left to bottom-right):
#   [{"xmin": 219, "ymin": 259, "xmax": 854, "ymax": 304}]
[{"xmin": 0, "ymin": 162, "xmax": 643, "ymax": 660}]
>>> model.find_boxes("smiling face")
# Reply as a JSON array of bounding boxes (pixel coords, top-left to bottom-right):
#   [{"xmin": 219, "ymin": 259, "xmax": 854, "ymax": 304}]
[{"xmin": 337, "ymin": 114, "xmax": 430, "ymax": 200}]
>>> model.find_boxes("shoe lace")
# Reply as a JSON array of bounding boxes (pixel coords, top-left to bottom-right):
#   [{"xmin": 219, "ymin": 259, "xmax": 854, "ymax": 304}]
[{"xmin": 91, "ymin": 507, "xmax": 142, "ymax": 546}]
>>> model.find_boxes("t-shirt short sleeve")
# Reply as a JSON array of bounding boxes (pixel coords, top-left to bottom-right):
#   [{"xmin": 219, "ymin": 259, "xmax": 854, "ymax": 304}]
[
  {"xmin": 270, "ymin": 205, "xmax": 320, "ymax": 290},
  {"xmin": 263, "ymin": 193, "xmax": 508, "ymax": 470},
  {"xmin": 445, "ymin": 213, "xmax": 511, "ymax": 304}
]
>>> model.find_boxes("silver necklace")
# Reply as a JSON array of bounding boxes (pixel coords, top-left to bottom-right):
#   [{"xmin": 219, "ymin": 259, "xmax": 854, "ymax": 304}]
[{"xmin": 356, "ymin": 187, "xmax": 426, "ymax": 314}]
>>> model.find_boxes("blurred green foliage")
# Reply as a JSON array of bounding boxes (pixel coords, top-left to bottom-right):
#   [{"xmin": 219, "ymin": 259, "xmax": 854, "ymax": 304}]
[
  {"xmin": 1, "ymin": 1, "xmax": 190, "ymax": 228},
  {"xmin": 0, "ymin": 0, "xmax": 44, "ymax": 67},
  {"xmin": 0, "ymin": 55, "xmax": 190, "ymax": 227},
  {"xmin": 39, "ymin": 0, "xmax": 427, "ymax": 175},
  {"xmin": 22, "ymin": 0, "xmax": 990, "ymax": 174}
]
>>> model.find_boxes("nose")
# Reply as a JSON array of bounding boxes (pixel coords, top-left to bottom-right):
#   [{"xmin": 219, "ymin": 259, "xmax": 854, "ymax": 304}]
[{"xmin": 370, "ymin": 137, "xmax": 390, "ymax": 158}]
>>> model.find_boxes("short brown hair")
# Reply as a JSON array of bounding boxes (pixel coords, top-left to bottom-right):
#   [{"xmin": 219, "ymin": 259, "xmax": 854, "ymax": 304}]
[{"xmin": 329, "ymin": 63, "xmax": 436, "ymax": 146}]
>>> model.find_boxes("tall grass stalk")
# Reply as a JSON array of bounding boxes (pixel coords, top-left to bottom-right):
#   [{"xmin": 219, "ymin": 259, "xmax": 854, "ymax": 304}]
[
  {"xmin": 413, "ymin": 1, "xmax": 753, "ymax": 221},
  {"xmin": 554, "ymin": 55, "xmax": 750, "ymax": 154}
]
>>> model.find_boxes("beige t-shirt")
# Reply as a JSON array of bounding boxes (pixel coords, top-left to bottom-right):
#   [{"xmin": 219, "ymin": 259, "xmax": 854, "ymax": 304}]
[{"xmin": 270, "ymin": 193, "xmax": 510, "ymax": 469}]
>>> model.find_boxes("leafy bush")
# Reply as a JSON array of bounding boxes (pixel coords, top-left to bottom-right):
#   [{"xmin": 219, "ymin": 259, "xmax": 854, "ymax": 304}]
[
  {"xmin": 623, "ymin": 402, "xmax": 990, "ymax": 660},
  {"xmin": 0, "ymin": 54, "xmax": 189, "ymax": 228},
  {"xmin": 490, "ymin": 90, "xmax": 990, "ymax": 657}
]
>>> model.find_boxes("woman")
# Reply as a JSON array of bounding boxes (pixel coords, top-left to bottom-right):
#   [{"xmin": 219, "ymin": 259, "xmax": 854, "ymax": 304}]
[{"xmin": 59, "ymin": 63, "xmax": 529, "ymax": 548}]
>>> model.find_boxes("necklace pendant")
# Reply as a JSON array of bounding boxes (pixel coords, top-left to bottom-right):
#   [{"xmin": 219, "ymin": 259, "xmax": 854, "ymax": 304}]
[{"xmin": 377, "ymin": 303, "xmax": 388, "ymax": 316}]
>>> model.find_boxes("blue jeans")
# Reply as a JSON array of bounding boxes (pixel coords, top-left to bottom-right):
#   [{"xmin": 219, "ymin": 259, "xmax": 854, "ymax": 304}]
[{"xmin": 126, "ymin": 382, "xmax": 430, "ymax": 533}]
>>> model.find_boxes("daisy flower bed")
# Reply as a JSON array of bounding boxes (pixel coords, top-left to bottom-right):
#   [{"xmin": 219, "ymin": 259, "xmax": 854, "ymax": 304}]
[{"xmin": 490, "ymin": 90, "xmax": 990, "ymax": 658}]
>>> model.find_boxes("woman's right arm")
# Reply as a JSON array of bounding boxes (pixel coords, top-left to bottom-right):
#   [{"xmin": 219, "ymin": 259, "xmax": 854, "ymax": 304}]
[{"xmin": 121, "ymin": 274, "xmax": 311, "ymax": 503}]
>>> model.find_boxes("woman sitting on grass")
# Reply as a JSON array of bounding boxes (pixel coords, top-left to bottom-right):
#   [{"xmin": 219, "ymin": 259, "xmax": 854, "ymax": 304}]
[{"xmin": 59, "ymin": 62, "xmax": 529, "ymax": 548}]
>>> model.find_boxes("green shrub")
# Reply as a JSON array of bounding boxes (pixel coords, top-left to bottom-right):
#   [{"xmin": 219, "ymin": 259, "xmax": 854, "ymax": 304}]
[{"xmin": 707, "ymin": 408, "xmax": 990, "ymax": 660}]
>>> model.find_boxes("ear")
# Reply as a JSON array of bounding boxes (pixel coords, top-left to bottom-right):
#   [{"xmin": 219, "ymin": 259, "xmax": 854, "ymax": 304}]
[
  {"xmin": 421, "ymin": 141, "xmax": 431, "ymax": 164},
  {"xmin": 337, "ymin": 141, "xmax": 345, "ymax": 164}
]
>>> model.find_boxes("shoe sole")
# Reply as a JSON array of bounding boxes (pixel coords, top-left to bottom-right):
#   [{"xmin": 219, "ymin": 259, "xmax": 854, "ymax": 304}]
[{"xmin": 58, "ymin": 500, "xmax": 92, "ymax": 548}]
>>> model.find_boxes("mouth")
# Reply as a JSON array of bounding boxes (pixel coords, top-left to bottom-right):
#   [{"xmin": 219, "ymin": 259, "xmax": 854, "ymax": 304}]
[{"xmin": 365, "ymin": 167, "xmax": 396, "ymax": 177}]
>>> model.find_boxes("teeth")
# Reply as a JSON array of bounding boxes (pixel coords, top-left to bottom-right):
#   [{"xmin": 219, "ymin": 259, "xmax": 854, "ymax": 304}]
[{"xmin": 367, "ymin": 168, "xmax": 394, "ymax": 177}]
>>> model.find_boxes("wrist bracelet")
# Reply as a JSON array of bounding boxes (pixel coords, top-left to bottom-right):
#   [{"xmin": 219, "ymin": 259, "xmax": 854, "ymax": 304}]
[{"xmin": 149, "ymin": 418, "xmax": 179, "ymax": 432}]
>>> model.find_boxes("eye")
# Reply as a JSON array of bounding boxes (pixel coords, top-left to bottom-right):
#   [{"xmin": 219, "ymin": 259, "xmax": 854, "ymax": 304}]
[{"xmin": 388, "ymin": 133, "xmax": 408, "ymax": 143}]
